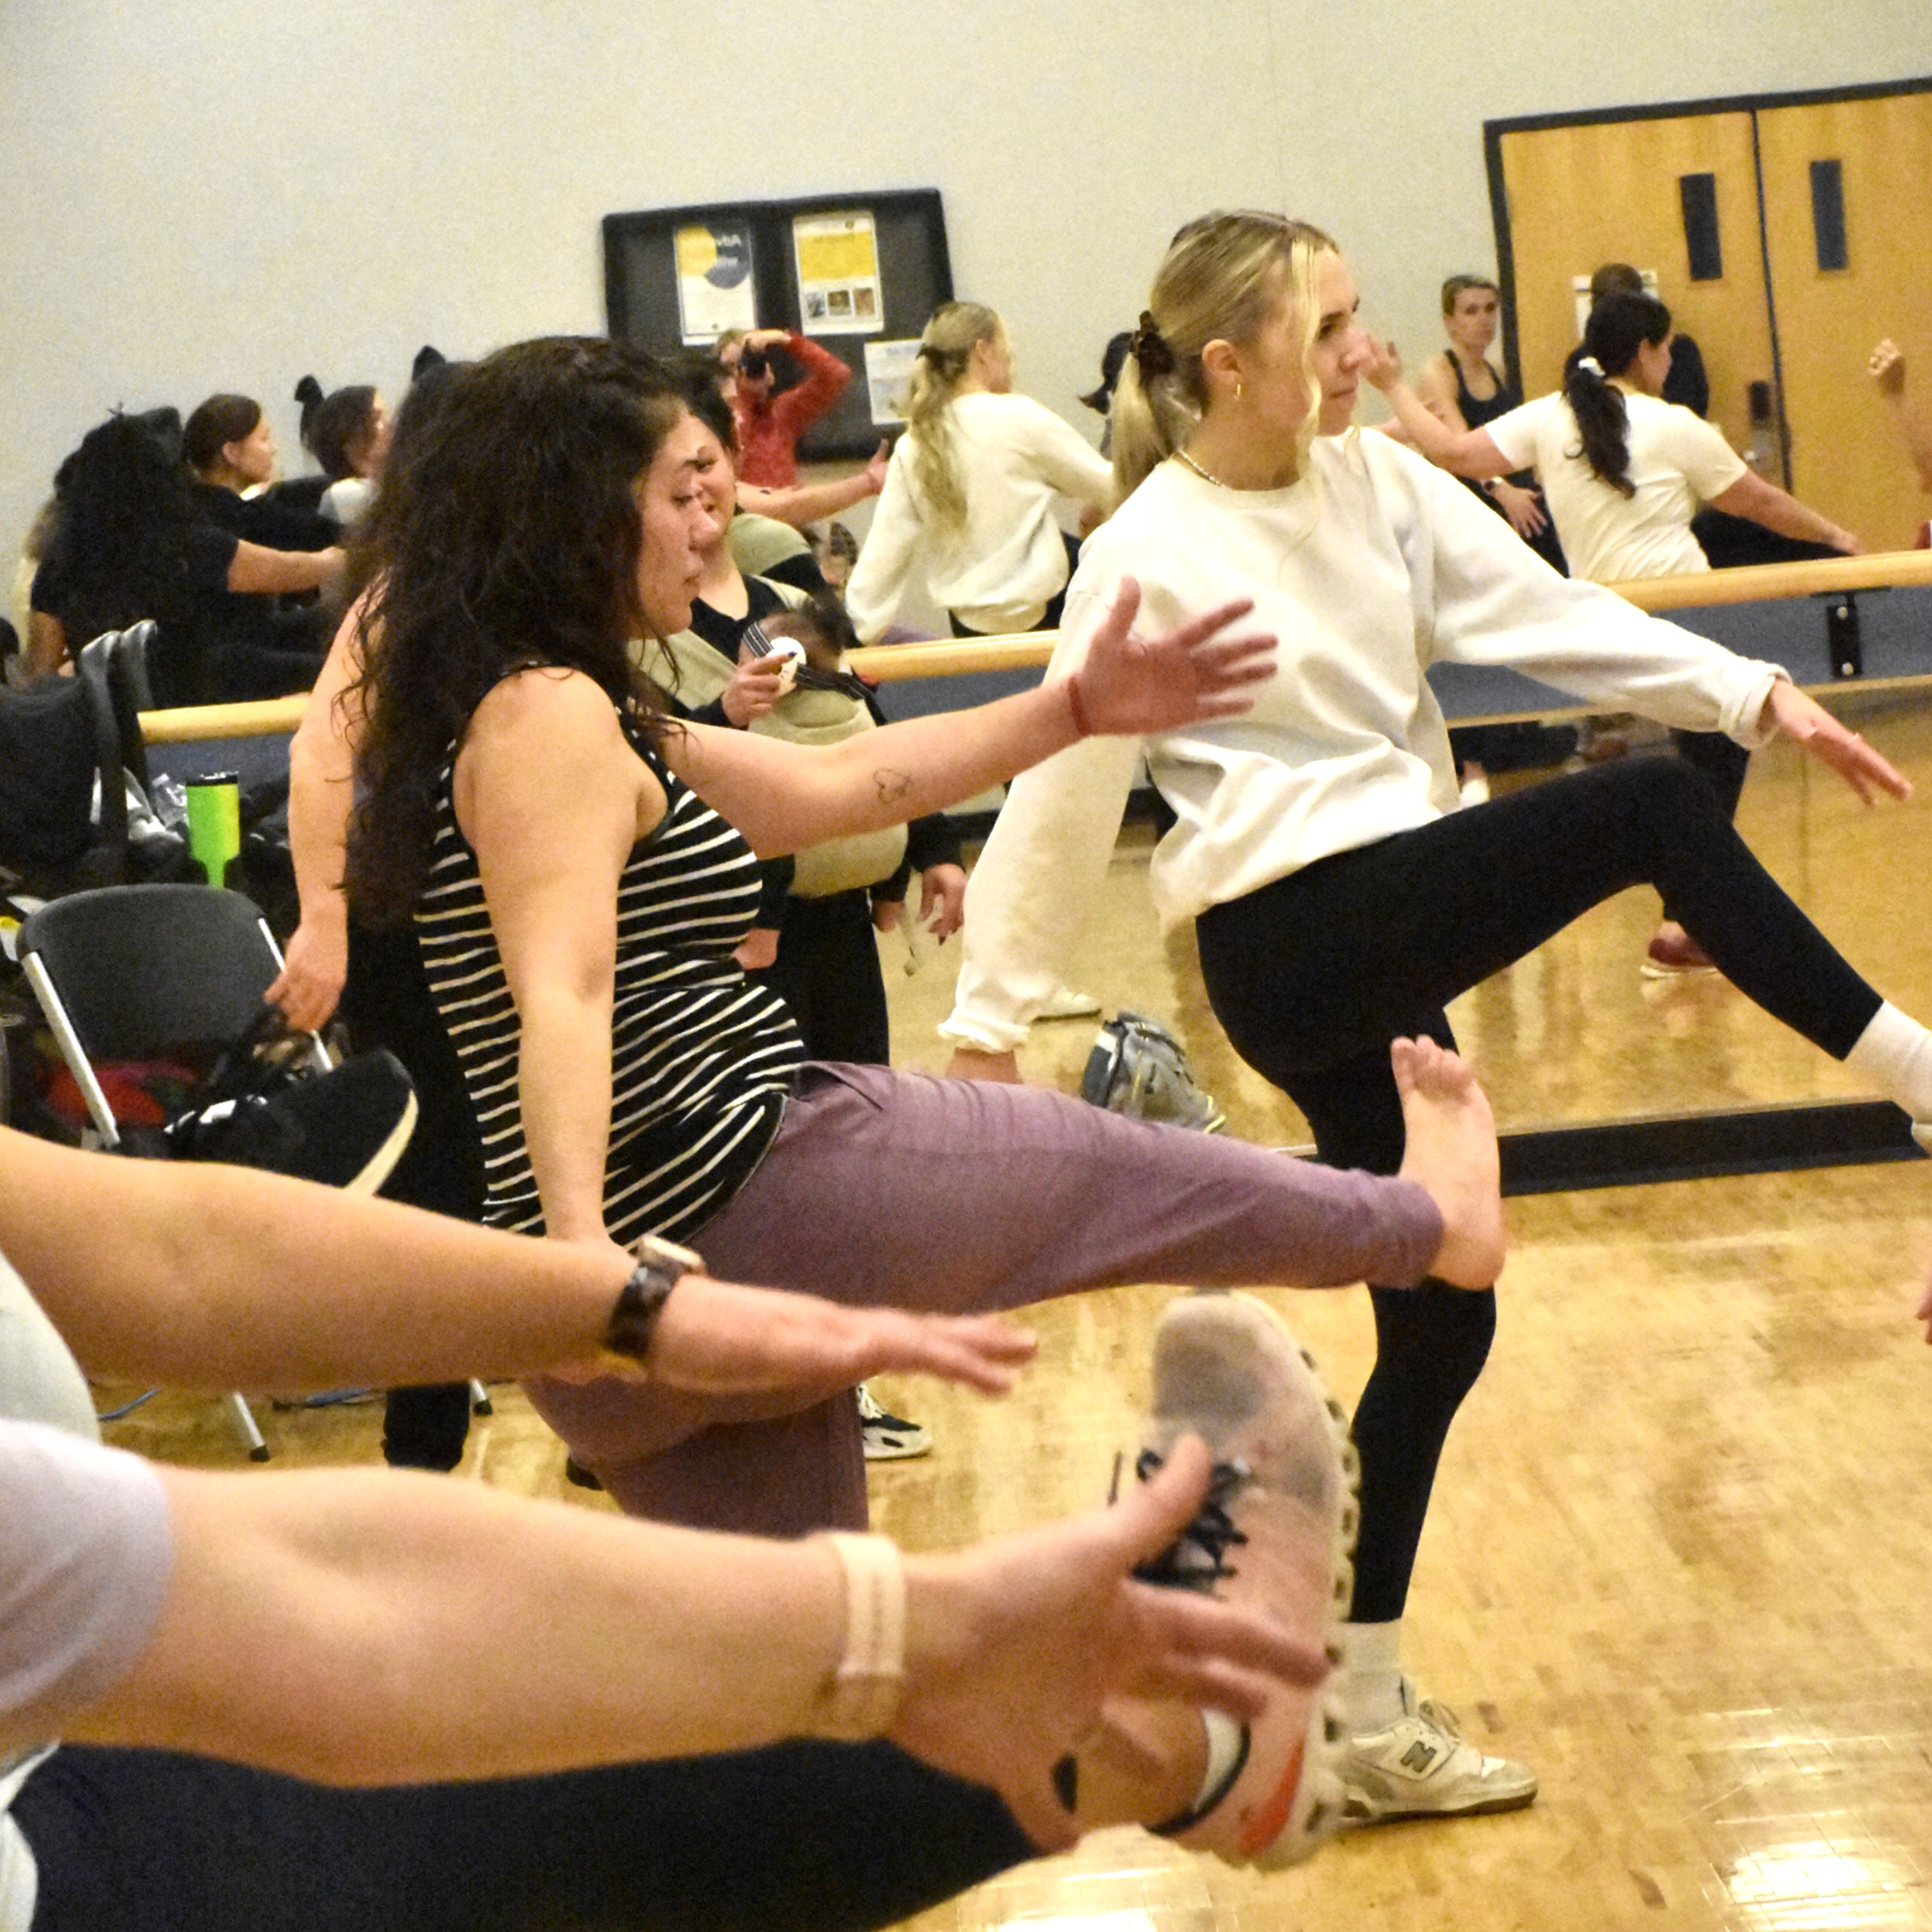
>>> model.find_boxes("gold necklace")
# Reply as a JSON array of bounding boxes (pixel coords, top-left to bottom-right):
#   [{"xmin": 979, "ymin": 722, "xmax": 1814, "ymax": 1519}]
[{"xmin": 1174, "ymin": 447, "xmax": 1230, "ymax": 488}]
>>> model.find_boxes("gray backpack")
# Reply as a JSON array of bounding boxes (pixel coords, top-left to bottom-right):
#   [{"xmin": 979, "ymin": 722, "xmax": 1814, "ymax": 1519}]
[{"xmin": 1080, "ymin": 1011, "xmax": 1225, "ymax": 1133}]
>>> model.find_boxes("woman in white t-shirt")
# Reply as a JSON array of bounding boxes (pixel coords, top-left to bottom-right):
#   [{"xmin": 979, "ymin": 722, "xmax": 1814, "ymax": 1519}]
[
  {"xmin": 1373, "ymin": 292, "xmax": 1863, "ymax": 970},
  {"xmin": 844, "ymin": 303, "xmax": 1112, "ymax": 642}
]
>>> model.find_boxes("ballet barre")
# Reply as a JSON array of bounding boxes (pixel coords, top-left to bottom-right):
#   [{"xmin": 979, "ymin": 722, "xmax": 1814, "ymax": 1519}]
[{"xmin": 133, "ymin": 547, "xmax": 1932, "ymax": 741}]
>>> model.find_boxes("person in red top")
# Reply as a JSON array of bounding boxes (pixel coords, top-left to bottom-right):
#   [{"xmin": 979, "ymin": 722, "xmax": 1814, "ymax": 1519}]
[{"xmin": 722, "ymin": 327, "xmax": 853, "ymax": 486}]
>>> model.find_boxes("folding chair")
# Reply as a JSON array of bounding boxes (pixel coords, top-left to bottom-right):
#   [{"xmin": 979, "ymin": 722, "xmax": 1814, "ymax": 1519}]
[{"xmin": 17, "ymin": 883, "xmax": 413, "ymax": 1458}]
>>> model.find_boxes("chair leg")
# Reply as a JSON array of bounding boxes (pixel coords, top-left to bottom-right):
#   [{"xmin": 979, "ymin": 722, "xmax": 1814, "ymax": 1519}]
[
  {"xmin": 227, "ymin": 1390, "xmax": 269, "ymax": 1461},
  {"xmin": 469, "ymin": 1378, "xmax": 493, "ymax": 1415}
]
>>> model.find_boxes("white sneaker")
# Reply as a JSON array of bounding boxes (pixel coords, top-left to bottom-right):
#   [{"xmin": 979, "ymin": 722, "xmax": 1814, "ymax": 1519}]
[
  {"xmin": 1136, "ymin": 1292, "xmax": 1359, "ymax": 1869},
  {"xmin": 856, "ymin": 1384, "xmax": 930, "ymax": 1461},
  {"xmin": 1343, "ymin": 1678, "xmax": 1537, "ymax": 1822}
]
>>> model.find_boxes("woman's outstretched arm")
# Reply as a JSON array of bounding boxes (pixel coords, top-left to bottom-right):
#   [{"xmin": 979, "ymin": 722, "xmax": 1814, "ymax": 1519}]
[
  {"xmin": 662, "ymin": 580, "xmax": 1271, "ymax": 855},
  {"xmin": 225, "ymin": 540, "xmax": 344, "ymax": 596},
  {"xmin": 1, "ymin": 1122, "xmax": 1032, "ymax": 1397},
  {"xmin": 1362, "ymin": 340, "xmax": 1514, "ymax": 478},
  {"xmin": 46, "ymin": 1432, "xmax": 1318, "ymax": 1817},
  {"xmin": 1707, "ymin": 468, "xmax": 1862, "ymax": 554}
]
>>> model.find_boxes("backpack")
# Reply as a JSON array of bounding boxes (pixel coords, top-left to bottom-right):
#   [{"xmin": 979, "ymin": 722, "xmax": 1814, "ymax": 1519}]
[
  {"xmin": 0, "ymin": 678, "xmax": 100, "ymax": 872},
  {"xmin": 1080, "ymin": 1011, "xmax": 1226, "ymax": 1133}
]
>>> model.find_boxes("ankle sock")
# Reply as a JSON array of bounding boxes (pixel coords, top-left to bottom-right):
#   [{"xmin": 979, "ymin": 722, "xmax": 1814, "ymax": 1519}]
[
  {"xmin": 1338, "ymin": 1618, "xmax": 1405, "ymax": 1732},
  {"xmin": 1844, "ymin": 1002, "xmax": 1932, "ymax": 1124}
]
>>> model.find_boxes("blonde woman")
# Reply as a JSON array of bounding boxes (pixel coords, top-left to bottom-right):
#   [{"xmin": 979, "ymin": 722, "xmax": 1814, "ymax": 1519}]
[
  {"xmin": 943, "ymin": 210, "xmax": 1925, "ymax": 1827},
  {"xmin": 844, "ymin": 303, "xmax": 1111, "ymax": 641}
]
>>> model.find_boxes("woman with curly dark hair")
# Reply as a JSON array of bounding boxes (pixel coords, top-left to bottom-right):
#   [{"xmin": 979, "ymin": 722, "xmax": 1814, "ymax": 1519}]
[{"xmin": 335, "ymin": 335, "xmax": 1506, "ymax": 1552}]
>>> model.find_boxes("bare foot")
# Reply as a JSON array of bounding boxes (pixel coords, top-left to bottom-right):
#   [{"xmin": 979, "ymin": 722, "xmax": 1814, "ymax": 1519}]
[{"xmin": 1392, "ymin": 1038, "xmax": 1505, "ymax": 1289}]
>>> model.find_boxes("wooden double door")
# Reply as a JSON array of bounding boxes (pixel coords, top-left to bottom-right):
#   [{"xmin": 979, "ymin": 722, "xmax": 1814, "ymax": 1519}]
[{"xmin": 1492, "ymin": 82, "xmax": 1932, "ymax": 552}]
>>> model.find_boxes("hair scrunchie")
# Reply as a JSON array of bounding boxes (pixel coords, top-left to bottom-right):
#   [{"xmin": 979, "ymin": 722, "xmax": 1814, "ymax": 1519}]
[
  {"xmin": 1574, "ymin": 355, "xmax": 1605, "ymax": 378},
  {"xmin": 1130, "ymin": 311, "xmax": 1175, "ymax": 380}
]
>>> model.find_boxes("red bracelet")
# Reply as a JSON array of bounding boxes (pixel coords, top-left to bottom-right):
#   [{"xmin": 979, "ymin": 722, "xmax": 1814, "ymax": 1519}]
[{"xmin": 1065, "ymin": 675, "xmax": 1091, "ymax": 737}]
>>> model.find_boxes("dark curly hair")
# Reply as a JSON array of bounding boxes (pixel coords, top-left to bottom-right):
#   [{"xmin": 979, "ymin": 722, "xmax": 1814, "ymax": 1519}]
[
  {"xmin": 42, "ymin": 413, "xmax": 204, "ymax": 646},
  {"xmin": 343, "ymin": 336, "xmax": 687, "ymax": 923}
]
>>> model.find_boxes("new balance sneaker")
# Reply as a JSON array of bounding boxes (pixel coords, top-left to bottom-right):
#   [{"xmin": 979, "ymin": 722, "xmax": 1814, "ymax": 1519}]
[
  {"xmin": 857, "ymin": 1383, "xmax": 931, "ymax": 1461},
  {"xmin": 1135, "ymin": 1291, "xmax": 1359, "ymax": 1869},
  {"xmin": 1343, "ymin": 1678, "xmax": 1537, "ymax": 1822},
  {"xmin": 1080, "ymin": 1012, "xmax": 1226, "ymax": 1134},
  {"xmin": 168, "ymin": 1050, "xmax": 418, "ymax": 1197}
]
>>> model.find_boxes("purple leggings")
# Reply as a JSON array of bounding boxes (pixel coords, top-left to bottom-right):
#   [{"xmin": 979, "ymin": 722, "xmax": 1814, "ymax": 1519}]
[{"xmin": 528, "ymin": 1063, "xmax": 1442, "ymax": 1537}]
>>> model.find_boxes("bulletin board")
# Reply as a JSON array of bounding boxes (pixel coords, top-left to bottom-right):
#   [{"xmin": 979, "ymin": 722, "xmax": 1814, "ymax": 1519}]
[{"xmin": 602, "ymin": 188, "xmax": 953, "ymax": 463}]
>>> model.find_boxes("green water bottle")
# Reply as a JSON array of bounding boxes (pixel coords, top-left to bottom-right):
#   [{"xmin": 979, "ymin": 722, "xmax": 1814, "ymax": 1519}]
[{"xmin": 182, "ymin": 772, "xmax": 242, "ymax": 889}]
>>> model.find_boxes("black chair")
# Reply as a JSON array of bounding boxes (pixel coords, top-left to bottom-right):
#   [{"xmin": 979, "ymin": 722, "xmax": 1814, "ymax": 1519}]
[{"xmin": 19, "ymin": 884, "xmax": 353, "ymax": 1458}]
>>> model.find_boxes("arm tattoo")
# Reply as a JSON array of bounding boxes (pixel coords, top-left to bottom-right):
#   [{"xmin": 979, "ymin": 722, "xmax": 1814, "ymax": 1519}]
[{"xmin": 873, "ymin": 767, "xmax": 914, "ymax": 805}]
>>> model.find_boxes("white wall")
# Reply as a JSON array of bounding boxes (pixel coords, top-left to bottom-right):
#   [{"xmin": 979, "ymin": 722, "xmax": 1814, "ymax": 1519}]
[{"xmin": 5, "ymin": 0, "xmax": 1931, "ymax": 592}]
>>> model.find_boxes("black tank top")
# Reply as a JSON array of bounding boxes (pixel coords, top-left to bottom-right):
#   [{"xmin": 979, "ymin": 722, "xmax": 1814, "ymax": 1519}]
[{"xmin": 1450, "ymin": 356, "xmax": 1520, "ymax": 430}]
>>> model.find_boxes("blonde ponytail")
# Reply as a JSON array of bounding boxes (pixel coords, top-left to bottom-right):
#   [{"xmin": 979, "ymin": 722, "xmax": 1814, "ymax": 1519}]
[
  {"xmin": 1110, "ymin": 211, "xmax": 1337, "ymax": 498},
  {"xmin": 906, "ymin": 301, "xmax": 1002, "ymax": 537}
]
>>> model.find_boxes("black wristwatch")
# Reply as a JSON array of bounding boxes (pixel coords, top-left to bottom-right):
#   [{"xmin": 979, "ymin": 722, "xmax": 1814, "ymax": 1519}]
[{"xmin": 603, "ymin": 1236, "xmax": 703, "ymax": 1362}]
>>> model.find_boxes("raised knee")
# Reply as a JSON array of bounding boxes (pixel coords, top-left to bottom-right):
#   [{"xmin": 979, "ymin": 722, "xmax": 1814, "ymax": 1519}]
[{"xmin": 1633, "ymin": 751, "xmax": 1723, "ymax": 817}]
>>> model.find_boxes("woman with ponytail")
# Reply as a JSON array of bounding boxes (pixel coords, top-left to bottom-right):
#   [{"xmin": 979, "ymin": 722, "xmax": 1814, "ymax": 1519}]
[
  {"xmin": 1376, "ymin": 292, "xmax": 1861, "ymax": 589},
  {"xmin": 294, "ymin": 376, "xmax": 391, "ymax": 527},
  {"xmin": 1374, "ymin": 290, "xmax": 1863, "ymax": 970},
  {"xmin": 944, "ymin": 210, "xmax": 1927, "ymax": 1828},
  {"xmin": 843, "ymin": 303, "xmax": 1111, "ymax": 641}
]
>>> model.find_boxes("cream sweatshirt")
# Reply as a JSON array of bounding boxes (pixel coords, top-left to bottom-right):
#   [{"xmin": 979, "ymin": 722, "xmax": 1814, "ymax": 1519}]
[
  {"xmin": 845, "ymin": 390, "xmax": 1112, "ymax": 640},
  {"xmin": 941, "ymin": 430, "xmax": 1785, "ymax": 1051}
]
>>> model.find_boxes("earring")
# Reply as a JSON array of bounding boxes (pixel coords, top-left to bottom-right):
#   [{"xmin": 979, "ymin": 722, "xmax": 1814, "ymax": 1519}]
[{"xmin": 1235, "ymin": 379, "xmax": 1244, "ymax": 401}]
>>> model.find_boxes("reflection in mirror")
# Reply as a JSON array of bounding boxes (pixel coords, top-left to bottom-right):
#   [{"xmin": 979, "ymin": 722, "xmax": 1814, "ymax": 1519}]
[{"xmin": 886, "ymin": 685, "xmax": 1932, "ymax": 1148}]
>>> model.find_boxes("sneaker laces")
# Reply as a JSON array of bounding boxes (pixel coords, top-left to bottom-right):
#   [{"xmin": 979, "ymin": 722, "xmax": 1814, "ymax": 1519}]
[
  {"xmin": 1121, "ymin": 1448, "xmax": 1251, "ymax": 1593},
  {"xmin": 1402, "ymin": 1681, "xmax": 1465, "ymax": 1743}
]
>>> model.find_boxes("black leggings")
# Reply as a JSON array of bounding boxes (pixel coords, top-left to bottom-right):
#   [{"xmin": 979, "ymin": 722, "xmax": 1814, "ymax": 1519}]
[
  {"xmin": 19, "ymin": 1738, "xmax": 1032, "ymax": 1932},
  {"xmin": 1195, "ymin": 756, "xmax": 1882, "ymax": 1622}
]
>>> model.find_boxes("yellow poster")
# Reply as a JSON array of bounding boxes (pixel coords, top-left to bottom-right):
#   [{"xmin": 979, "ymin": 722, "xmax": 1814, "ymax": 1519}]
[{"xmin": 793, "ymin": 210, "xmax": 883, "ymax": 335}]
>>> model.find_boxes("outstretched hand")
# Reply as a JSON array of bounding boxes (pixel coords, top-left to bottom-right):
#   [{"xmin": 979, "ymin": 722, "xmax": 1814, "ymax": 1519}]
[
  {"xmin": 1071, "ymin": 579, "xmax": 1274, "ymax": 738},
  {"xmin": 1763, "ymin": 682, "xmax": 1911, "ymax": 804},
  {"xmin": 891, "ymin": 1436, "xmax": 1330, "ymax": 1849},
  {"xmin": 633, "ymin": 1275, "xmax": 1037, "ymax": 1396}
]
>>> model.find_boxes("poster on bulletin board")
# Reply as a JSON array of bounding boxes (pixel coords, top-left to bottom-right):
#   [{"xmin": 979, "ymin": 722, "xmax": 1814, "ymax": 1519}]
[
  {"xmin": 602, "ymin": 188, "xmax": 952, "ymax": 461},
  {"xmin": 793, "ymin": 211, "xmax": 884, "ymax": 334},
  {"xmin": 674, "ymin": 221, "xmax": 757, "ymax": 343}
]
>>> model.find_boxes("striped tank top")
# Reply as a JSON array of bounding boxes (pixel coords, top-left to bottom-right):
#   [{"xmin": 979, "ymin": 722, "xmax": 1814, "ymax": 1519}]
[{"xmin": 414, "ymin": 706, "xmax": 803, "ymax": 1244}]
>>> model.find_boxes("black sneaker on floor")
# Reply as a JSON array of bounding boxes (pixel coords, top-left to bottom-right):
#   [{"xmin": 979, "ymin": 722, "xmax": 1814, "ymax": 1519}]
[
  {"xmin": 167, "ymin": 1050, "xmax": 418, "ymax": 1196},
  {"xmin": 857, "ymin": 1384, "xmax": 931, "ymax": 1460}
]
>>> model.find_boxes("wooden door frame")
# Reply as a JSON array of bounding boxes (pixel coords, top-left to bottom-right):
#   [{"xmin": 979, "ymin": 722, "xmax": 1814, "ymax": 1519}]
[{"xmin": 1483, "ymin": 73, "xmax": 1932, "ymax": 470}]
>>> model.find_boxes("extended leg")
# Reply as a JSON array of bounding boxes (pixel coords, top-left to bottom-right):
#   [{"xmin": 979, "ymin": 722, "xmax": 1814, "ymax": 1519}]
[
  {"xmin": 20, "ymin": 1739, "xmax": 1032, "ymax": 1932},
  {"xmin": 530, "ymin": 1061, "xmax": 1459, "ymax": 1534}
]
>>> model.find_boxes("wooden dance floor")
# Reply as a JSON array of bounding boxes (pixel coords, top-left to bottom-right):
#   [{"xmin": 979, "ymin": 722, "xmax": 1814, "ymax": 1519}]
[{"xmin": 96, "ymin": 699, "xmax": 1932, "ymax": 1931}]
